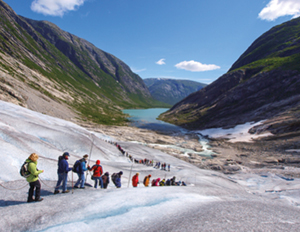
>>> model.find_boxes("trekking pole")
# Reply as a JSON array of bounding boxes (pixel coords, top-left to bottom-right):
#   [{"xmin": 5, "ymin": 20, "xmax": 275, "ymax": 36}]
[
  {"xmin": 127, "ymin": 163, "xmax": 133, "ymax": 188},
  {"xmin": 72, "ymin": 171, "xmax": 74, "ymax": 194},
  {"xmin": 85, "ymin": 134, "xmax": 94, "ymax": 183}
]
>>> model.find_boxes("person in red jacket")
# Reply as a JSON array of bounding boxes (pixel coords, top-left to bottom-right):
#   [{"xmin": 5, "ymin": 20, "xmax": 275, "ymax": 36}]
[
  {"xmin": 88, "ymin": 160, "xmax": 103, "ymax": 189},
  {"xmin": 132, "ymin": 172, "xmax": 139, "ymax": 187}
]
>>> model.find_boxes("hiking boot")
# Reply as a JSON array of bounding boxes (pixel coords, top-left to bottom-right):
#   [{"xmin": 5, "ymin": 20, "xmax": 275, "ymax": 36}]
[
  {"xmin": 74, "ymin": 186, "xmax": 79, "ymax": 189},
  {"xmin": 35, "ymin": 198, "xmax": 44, "ymax": 202},
  {"xmin": 27, "ymin": 199, "xmax": 34, "ymax": 203},
  {"xmin": 62, "ymin": 190, "xmax": 70, "ymax": 193},
  {"xmin": 80, "ymin": 187, "xmax": 85, "ymax": 189},
  {"xmin": 54, "ymin": 190, "xmax": 60, "ymax": 194}
]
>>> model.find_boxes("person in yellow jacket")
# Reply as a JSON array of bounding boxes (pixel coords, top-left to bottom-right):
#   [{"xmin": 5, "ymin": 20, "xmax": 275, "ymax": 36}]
[
  {"xmin": 143, "ymin": 174, "xmax": 151, "ymax": 187},
  {"xmin": 26, "ymin": 153, "xmax": 44, "ymax": 203}
]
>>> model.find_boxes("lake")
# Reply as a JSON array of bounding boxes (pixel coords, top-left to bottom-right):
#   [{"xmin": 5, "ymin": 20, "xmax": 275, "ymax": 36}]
[
  {"xmin": 123, "ymin": 108, "xmax": 185, "ymax": 133},
  {"xmin": 123, "ymin": 108, "xmax": 214, "ymax": 157}
]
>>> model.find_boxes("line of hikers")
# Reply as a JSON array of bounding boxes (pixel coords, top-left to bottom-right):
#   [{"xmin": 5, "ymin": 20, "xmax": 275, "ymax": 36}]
[
  {"xmin": 22, "ymin": 151, "xmax": 184, "ymax": 203},
  {"xmin": 23, "ymin": 152, "xmax": 124, "ymax": 202},
  {"xmin": 115, "ymin": 143, "xmax": 171, "ymax": 171},
  {"xmin": 132, "ymin": 173, "xmax": 186, "ymax": 187}
]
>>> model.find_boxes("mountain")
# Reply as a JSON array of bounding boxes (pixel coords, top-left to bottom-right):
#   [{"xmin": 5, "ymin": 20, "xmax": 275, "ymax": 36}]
[
  {"xmin": 159, "ymin": 17, "xmax": 300, "ymax": 135},
  {"xmin": 0, "ymin": 0, "xmax": 167, "ymax": 126},
  {"xmin": 143, "ymin": 78, "xmax": 207, "ymax": 106}
]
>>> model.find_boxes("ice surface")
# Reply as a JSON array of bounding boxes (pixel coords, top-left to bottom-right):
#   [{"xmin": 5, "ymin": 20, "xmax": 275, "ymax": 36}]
[
  {"xmin": 197, "ymin": 121, "xmax": 273, "ymax": 142},
  {"xmin": 0, "ymin": 100, "xmax": 300, "ymax": 232}
]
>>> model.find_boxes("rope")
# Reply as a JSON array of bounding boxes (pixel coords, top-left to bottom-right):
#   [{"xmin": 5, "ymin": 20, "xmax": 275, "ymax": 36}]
[
  {"xmin": 38, "ymin": 177, "xmax": 55, "ymax": 188},
  {"xmin": 39, "ymin": 172, "xmax": 75, "ymax": 189},
  {"xmin": 0, "ymin": 181, "xmax": 28, "ymax": 190}
]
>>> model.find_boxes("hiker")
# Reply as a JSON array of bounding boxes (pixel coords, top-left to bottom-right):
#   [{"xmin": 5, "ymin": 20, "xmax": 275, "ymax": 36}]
[
  {"xmin": 153, "ymin": 178, "xmax": 160, "ymax": 186},
  {"xmin": 168, "ymin": 164, "xmax": 170, "ymax": 172},
  {"xmin": 102, "ymin": 172, "xmax": 110, "ymax": 189},
  {"xmin": 54, "ymin": 152, "xmax": 72, "ymax": 194},
  {"xmin": 26, "ymin": 153, "xmax": 44, "ymax": 202},
  {"xmin": 170, "ymin": 176, "xmax": 176, "ymax": 186},
  {"xmin": 143, "ymin": 174, "xmax": 151, "ymax": 187},
  {"xmin": 166, "ymin": 179, "xmax": 171, "ymax": 186},
  {"xmin": 159, "ymin": 179, "xmax": 166, "ymax": 186},
  {"xmin": 176, "ymin": 181, "xmax": 182, "ymax": 186},
  {"xmin": 112, "ymin": 171, "xmax": 123, "ymax": 188},
  {"xmin": 88, "ymin": 160, "xmax": 103, "ymax": 189},
  {"xmin": 151, "ymin": 179, "xmax": 156, "ymax": 186},
  {"xmin": 74, "ymin": 154, "xmax": 90, "ymax": 189},
  {"xmin": 132, "ymin": 172, "xmax": 139, "ymax": 187}
]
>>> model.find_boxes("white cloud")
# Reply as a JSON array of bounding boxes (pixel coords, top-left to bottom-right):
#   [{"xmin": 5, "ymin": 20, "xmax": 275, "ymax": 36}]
[
  {"xmin": 175, "ymin": 60, "xmax": 220, "ymax": 72},
  {"xmin": 259, "ymin": 0, "xmax": 300, "ymax": 21},
  {"xmin": 156, "ymin": 59, "xmax": 166, "ymax": 65},
  {"xmin": 131, "ymin": 67, "xmax": 146, "ymax": 73},
  {"xmin": 31, "ymin": 0, "xmax": 86, "ymax": 17}
]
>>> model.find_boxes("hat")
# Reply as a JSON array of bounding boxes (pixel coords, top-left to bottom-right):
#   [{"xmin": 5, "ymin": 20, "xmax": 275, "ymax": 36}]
[
  {"xmin": 105, "ymin": 172, "xmax": 109, "ymax": 175},
  {"xmin": 136, "ymin": 172, "xmax": 139, "ymax": 175},
  {"xmin": 63, "ymin": 152, "xmax": 70, "ymax": 157},
  {"xmin": 148, "ymin": 174, "xmax": 151, "ymax": 177},
  {"xmin": 96, "ymin": 160, "xmax": 100, "ymax": 165},
  {"xmin": 119, "ymin": 171, "xmax": 123, "ymax": 175},
  {"xmin": 83, "ymin": 154, "xmax": 88, "ymax": 159}
]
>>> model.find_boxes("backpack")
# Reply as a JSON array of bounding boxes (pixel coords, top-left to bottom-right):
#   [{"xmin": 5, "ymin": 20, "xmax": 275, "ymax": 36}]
[
  {"xmin": 143, "ymin": 176, "xmax": 147, "ymax": 185},
  {"xmin": 20, "ymin": 160, "xmax": 31, "ymax": 178},
  {"xmin": 111, "ymin": 173, "xmax": 117, "ymax": 184},
  {"xmin": 72, "ymin": 160, "xmax": 81, "ymax": 173},
  {"xmin": 166, "ymin": 179, "xmax": 171, "ymax": 186}
]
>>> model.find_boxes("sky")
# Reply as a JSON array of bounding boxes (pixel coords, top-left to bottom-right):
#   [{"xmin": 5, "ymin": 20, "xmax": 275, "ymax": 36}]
[{"xmin": 3, "ymin": 0, "xmax": 300, "ymax": 84}]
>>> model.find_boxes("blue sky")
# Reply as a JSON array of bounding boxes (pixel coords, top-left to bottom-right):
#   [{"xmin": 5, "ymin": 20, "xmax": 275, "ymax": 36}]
[{"xmin": 3, "ymin": 0, "xmax": 300, "ymax": 84}]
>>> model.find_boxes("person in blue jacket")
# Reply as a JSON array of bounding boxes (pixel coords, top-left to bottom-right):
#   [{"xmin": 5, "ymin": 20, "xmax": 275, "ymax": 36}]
[
  {"xmin": 74, "ymin": 154, "xmax": 90, "ymax": 189},
  {"xmin": 112, "ymin": 171, "xmax": 123, "ymax": 188},
  {"xmin": 54, "ymin": 152, "xmax": 72, "ymax": 194}
]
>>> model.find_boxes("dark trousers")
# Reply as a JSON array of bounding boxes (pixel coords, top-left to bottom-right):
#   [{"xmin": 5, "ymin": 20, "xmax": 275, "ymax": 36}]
[{"xmin": 28, "ymin": 180, "xmax": 41, "ymax": 202}]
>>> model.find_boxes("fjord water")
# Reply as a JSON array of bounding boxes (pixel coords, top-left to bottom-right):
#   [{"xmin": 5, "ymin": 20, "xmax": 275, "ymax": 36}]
[
  {"xmin": 123, "ymin": 108, "xmax": 214, "ymax": 157},
  {"xmin": 123, "ymin": 108, "xmax": 184, "ymax": 133}
]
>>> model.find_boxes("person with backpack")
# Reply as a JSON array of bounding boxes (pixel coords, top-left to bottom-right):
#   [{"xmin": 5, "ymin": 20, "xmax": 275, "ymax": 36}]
[
  {"xmin": 26, "ymin": 153, "xmax": 44, "ymax": 203},
  {"xmin": 132, "ymin": 172, "xmax": 139, "ymax": 187},
  {"xmin": 54, "ymin": 152, "xmax": 72, "ymax": 194},
  {"xmin": 74, "ymin": 154, "xmax": 90, "ymax": 189},
  {"xmin": 170, "ymin": 176, "xmax": 176, "ymax": 186},
  {"xmin": 143, "ymin": 174, "xmax": 151, "ymax": 187},
  {"xmin": 102, "ymin": 172, "xmax": 110, "ymax": 189},
  {"xmin": 152, "ymin": 178, "xmax": 160, "ymax": 187},
  {"xmin": 88, "ymin": 160, "xmax": 103, "ymax": 189},
  {"xmin": 159, "ymin": 179, "xmax": 166, "ymax": 186},
  {"xmin": 165, "ymin": 179, "xmax": 171, "ymax": 186},
  {"xmin": 112, "ymin": 171, "xmax": 123, "ymax": 188}
]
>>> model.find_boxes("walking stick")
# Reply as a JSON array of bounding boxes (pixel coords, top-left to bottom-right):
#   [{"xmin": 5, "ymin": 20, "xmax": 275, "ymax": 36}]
[
  {"xmin": 127, "ymin": 163, "xmax": 133, "ymax": 188},
  {"xmin": 85, "ymin": 134, "xmax": 94, "ymax": 187},
  {"xmin": 72, "ymin": 171, "xmax": 74, "ymax": 194}
]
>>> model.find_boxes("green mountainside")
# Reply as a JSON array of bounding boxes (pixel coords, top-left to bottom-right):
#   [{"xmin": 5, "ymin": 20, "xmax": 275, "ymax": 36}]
[
  {"xmin": 144, "ymin": 78, "xmax": 207, "ymax": 106},
  {"xmin": 160, "ymin": 17, "xmax": 300, "ymax": 135},
  {"xmin": 0, "ymin": 0, "xmax": 167, "ymax": 125}
]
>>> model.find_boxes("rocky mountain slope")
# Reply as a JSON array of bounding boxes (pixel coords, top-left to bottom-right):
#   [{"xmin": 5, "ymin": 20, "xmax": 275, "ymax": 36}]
[
  {"xmin": 0, "ymin": 0, "xmax": 166, "ymax": 126},
  {"xmin": 159, "ymin": 17, "xmax": 300, "ymax": 136},
  {"xmin": 144, "ymin": 78, "xmax": 206, "ymax": 106}
]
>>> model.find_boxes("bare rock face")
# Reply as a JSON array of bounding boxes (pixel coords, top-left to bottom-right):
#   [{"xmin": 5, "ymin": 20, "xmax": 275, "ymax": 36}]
[{"xmin": 160, "ymin": 69, "xmax": 300, "ymax": 132}]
